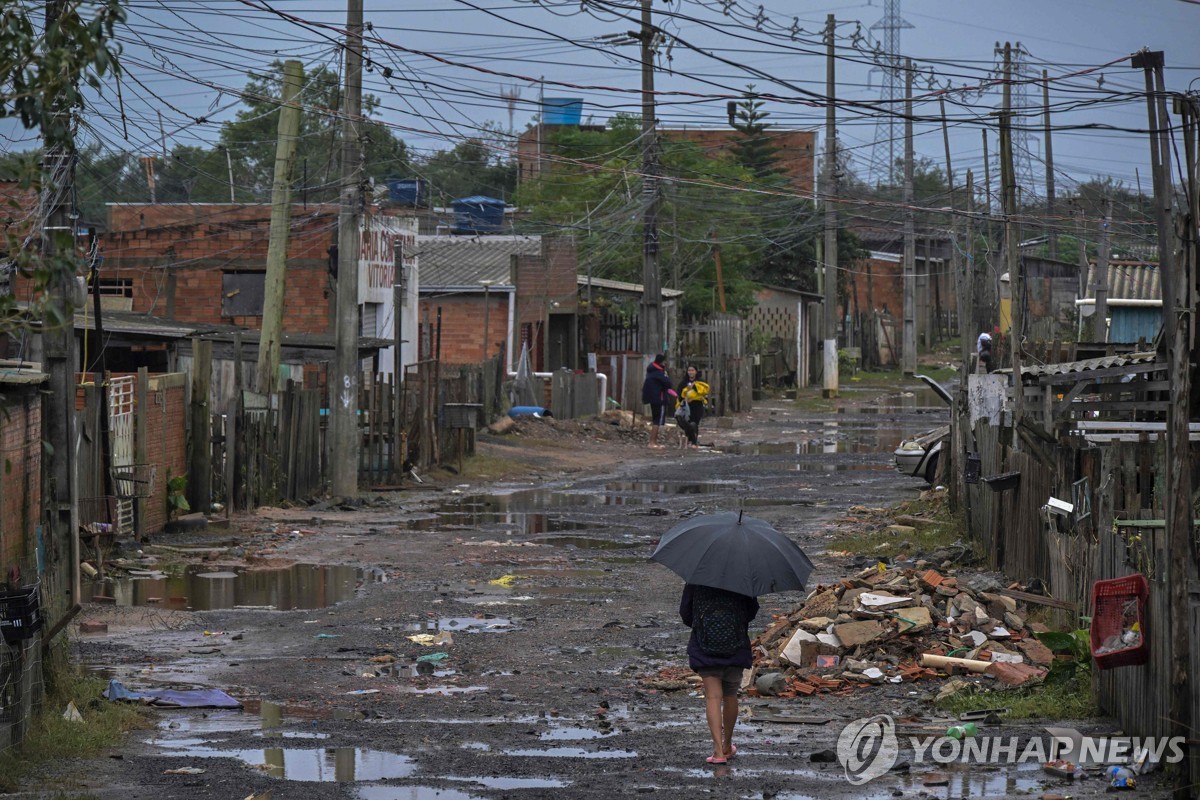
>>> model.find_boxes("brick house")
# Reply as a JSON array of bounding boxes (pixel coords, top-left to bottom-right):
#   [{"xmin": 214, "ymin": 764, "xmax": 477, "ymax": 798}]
[
  {"xmin": 92, "ymin": 203, "xmax": 419, "ymax": 379},
  {"xmin": 414, "ymin": 234, "xmax": 580, "ymax": 371}
]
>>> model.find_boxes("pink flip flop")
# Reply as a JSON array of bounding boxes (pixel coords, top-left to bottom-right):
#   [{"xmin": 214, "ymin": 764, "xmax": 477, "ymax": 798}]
[
  {"xmin": 706, "ymin": 755, "xmax": 727, "ymax": 764},
  {"xmin": 727, "ymin": 745, "xmax": 738, "ymax": 759}
]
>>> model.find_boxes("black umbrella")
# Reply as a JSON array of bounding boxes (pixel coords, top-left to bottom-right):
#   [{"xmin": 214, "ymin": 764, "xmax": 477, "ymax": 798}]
[{"xmin": 650, "ymin": 510, "xmax": 814, "ymax": 597}]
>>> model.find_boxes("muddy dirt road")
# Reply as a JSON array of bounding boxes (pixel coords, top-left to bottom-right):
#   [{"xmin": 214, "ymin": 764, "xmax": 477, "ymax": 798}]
[{"xmin": 30, "ymin": 389, "xmax": 1158, "ymax": 799}]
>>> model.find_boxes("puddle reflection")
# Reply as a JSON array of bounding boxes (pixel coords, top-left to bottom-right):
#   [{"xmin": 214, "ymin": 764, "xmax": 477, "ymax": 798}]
[
  {"xmin": 90, "ymin": 564, "xmax": 366, "ymax": 611},
  {"xmin": 156, "ymin": 744, "xmax": 414, "ymax": 781}
]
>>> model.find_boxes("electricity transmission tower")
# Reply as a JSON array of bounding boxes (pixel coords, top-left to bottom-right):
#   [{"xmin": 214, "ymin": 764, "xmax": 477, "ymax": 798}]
[
  {"xmin": 869, "ymin": 0, "xmax": 912, "ymax": 185},
  {"xmin": 1006, "ymin": 42, "xmax": 1037, "ymax": 203}
]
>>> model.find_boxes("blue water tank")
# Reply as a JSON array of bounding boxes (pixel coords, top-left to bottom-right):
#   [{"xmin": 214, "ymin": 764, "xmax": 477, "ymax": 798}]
[
  {"xmin": 542, "ymin": 97, "xmax": 583, "ymax": 126},
  {"xmin": 451, "ymin": 196, "xmax": 506, "ymax": 233},
  {"xmin": 387, "ymin": 178, "xmax": 426, "ymax": 206}
]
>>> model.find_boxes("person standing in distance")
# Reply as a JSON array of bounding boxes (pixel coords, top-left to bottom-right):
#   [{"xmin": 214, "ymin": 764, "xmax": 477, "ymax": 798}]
[{"xmin": 641, "ymin": 354, "xmax": 675, "ymax": 449}]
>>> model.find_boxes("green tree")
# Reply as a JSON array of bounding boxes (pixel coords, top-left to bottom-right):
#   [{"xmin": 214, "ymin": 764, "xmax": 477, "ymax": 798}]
[
  {"xmin": 0, "ymin": 1, "xmax": 125, "ymax": 331},
  {"xmin": 415, "ymin": 125, "xmax": 517, "ymax": 204},
  {"xmin": 729, "ymin": 89, "xmax": 782, "ymax": 179},
  {"xmin": 218, "ymin": 60, "xmax": 408, "ymax": 202},
  {"xmin": 516, "ymin": 115, "xmax": 763, "ymax": 315}
]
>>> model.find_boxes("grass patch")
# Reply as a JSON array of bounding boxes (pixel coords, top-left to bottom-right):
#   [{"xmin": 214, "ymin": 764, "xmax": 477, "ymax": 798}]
[
  {"xmin": 826, "ymin": 492, "xmax": 973, "ymax": 560},
  {"xmin": 936, "ymin": 678, "xmax": 1098, "ymax": 720},
  {"xmin": 456, "ymin": 447, "xmax": 538, "ymax": 480},
  {"xmin": 0, "ymin": 662, "xmax": 147, "ymax": 792}
]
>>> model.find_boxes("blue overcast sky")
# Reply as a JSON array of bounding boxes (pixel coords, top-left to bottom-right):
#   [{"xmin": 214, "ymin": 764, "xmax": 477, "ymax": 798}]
[{"xmin": 6, "ymin": 0, "xmax": 1198, "ymax": 198}]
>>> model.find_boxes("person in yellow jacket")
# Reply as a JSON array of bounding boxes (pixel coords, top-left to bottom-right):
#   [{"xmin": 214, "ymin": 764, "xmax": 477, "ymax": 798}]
[{"xmin": 676, "ymin": 364, "xmax": 710, "ymax": 448}]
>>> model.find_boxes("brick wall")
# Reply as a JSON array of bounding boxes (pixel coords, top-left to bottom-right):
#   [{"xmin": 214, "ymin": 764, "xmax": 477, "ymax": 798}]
[
  {"xmin": 0, "ymin": 387, "xmax": 41, "ymax": 577},
  {"xmin": 848, "ymin": 255, "xmax": 904, "ymax": 318},
  {"xmin": 416, "ymin": 294, "xmax": 510, "ymax": 365},
  {"xmin": 94, "ymin": 205, "xmax": 337, "ymax": 333},
  {"xmin": 141, "ymin": 376, "xmax": 187, "ymax": 534}
]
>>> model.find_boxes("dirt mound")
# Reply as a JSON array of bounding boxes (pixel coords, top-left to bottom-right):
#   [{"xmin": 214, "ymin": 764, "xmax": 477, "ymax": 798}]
[{"xmin": 493, "ymin": 411, "xmax": 649, "ymax": 446}]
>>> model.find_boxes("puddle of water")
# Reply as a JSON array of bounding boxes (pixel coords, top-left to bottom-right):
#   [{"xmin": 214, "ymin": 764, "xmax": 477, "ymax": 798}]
[
  {"xmin": 436, "ymin": 616, "xmax": 513, "ymax": 631},
  {"xmin": 157, "ymin": 711, "xmax": 259, "ymax": 735},
  {"xmin": 503, "ymin": 747, "xmax": 637, "ymax": 759},
  {"xmin": 402, "ymin": 686, "xmax": 489, "ymax": 695},
  {"xmin": 786, "ymin": 462, "xmax": 891, "ymax": 473},
  {"xmin": 155, "ymin": 745, "xmax": 414, "ymax": 781},
  {"xmin": 255, "ymin": 730, "xmax": 330, "ymax": 740},
  {"xmin": 446, "ymin": 776, "xmax": 570, "ymax": 790},
  {"xmin": 538, "ymin": 726, "xmax": 618, "ymax": 741},
  {"xmin": 355, "ymin": 787, "xmax": 483, "ymax": 800},
  {"xmin": 90, "ymin": 564, "xmax": 366, "ymax": 611},
  {"xmin": 407, "ymin": 512, "xmax": 595, "ymax": 534},
  {"xmin": 605, "ymin": 480, "xmax": 738, "ymax": 494},
  {"xmin": 533, "ymin": 536, "xmax": 642, "ymax": 550}
]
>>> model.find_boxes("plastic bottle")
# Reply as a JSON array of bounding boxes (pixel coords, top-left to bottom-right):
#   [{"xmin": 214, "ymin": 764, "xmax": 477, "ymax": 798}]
[
  {"xmin": 945, "ymin": 723, "xmax": 978, "ymax": 739},
  {"xmin": 1106, "ymin": 766, "xmax": 1136, "ymax": 789}
]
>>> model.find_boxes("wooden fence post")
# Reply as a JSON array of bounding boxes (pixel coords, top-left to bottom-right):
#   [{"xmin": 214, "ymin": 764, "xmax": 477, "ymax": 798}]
[{"xmin": 189, "ymin": 338, "xmax": 212, "ymax": 513}]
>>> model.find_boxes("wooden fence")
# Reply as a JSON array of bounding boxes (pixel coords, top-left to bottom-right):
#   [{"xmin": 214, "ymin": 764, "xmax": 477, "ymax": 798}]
[
  {"xmin": 958, "ymin": 378, "xmax": 1199, "ymax": 775},
  {"xmin": 225, "ymin": 381, "xmax": 323, "ymax": 510}
]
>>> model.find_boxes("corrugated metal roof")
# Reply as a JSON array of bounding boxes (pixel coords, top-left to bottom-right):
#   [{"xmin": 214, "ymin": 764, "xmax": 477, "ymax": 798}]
[
  {"xmin": 1004, "ymin": 351, "xmax": 1159, "ymax": 377},
  {"xmin": 414, "ymin": 235, "xmax": 540, "ymax": 288},
  {"xmin": 1085, "ymin": 261, "xmax": 1161, "ymax": 301}
]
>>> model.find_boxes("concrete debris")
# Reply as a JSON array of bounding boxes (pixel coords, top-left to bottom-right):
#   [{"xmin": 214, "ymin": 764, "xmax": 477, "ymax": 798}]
[{"xmin": 749, "ymin": 564, "xmax": 1062, "ymax": 698}]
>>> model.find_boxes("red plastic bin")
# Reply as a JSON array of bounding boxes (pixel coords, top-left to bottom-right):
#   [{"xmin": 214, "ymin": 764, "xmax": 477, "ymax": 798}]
[{"xmin": 1090, "ymin": 573, "xmax": 1149, "ymax": 670}]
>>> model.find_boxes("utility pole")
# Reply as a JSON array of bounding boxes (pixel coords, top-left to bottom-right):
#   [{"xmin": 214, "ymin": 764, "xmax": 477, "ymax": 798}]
[
  {"xmin": 331, "ymin": 0, "xmax": 364, "ymax": 497},
  {"xmin": 981, "ymin": 130, "xmax": 992, "ymax": 217},
  {"xmin": 823, "ymin": 13, "xmax": 839, "ymax": 397},
  {"xmin": 42, "ymin": 0, "xmax": 80, "ymax": 609},
  {"xmin": 638, "ymin": 0, "xmax": 663, "ymax": 356},
  {"xmin": 1092, "ymin": 198, "xmax": 1111, "ymax": 342},
  {"xmin": 256, "ymin": 60, "xmax": 304, "ymax": 396},
  {"xmin": 1042, "ymin": 70, "xmax": 1057, "ymax": 260},
  {"xmin": 939, "ymin": 98, "xmax": 962, "ymax": 362},
  {"xmin": 999, "ymin": 43, "xmax": 1023, "ymax": 425},
  {"xmin": 710, "ymin": 231, "xmax": 726, "ymax": 313},
  {"xmin": 964, "ymin": 169, "xmax": 977, "ymax": 365},
  {"xmin": 1133, "ymin": 51, "xmax": 1191, "ymax": 800},
  {"xmin": 901, "ymin": 59, "xmax": 916, "ymax": 375}
]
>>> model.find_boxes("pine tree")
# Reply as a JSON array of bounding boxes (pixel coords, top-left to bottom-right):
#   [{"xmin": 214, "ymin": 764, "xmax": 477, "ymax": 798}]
[{"xmin": 729, "ymin": 91, "xmax": 782, "ymax": 179}]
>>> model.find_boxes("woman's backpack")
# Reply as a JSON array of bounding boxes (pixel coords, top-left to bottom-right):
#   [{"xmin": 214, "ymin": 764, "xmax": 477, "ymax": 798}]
[{"xmin": 692, "ymin": 586, "xmax": 748, "ymax": 657}]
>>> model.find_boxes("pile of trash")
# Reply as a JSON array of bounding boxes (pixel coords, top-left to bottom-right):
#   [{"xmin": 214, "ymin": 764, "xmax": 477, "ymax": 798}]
[{"xmin": 747, "ymin": 564, "xmax": 1057, "ymax": 698}]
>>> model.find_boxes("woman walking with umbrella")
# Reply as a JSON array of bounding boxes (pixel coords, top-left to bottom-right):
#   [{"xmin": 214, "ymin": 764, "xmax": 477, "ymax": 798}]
[
  {"xmin": 653, "ymin": 511, "xmax": 814, "ymax": 765},
  {"xmin": 680, "ymin": 583, "xmax": 758, "ymax": 763}
]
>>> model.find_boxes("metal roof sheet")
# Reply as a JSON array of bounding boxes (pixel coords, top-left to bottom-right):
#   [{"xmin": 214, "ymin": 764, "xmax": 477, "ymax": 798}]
[
  {"xmin": 414, "ymin": 235, "xmax": 540, "ymax": 289},
  {"xmin": 1002, "ymin": 351, "xmax": 1159, "ymax": 377}
]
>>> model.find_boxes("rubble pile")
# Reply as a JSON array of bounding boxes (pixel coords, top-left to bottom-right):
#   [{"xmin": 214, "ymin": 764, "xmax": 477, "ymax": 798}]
[{"xmin": 747, "ymin": 564, "xmax": 1055, "ymax": 698}]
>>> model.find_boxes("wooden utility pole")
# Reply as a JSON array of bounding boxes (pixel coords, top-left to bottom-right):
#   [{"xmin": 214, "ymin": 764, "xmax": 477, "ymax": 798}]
[
  {"xmin": 331, "ymin": 0, "xmax": 364, "ymax": 497},
  {"xmin": 1133, "ymin": 49, "xmax": 1191, "ymax": 800},
  {"xmin": 639, "ymin": 0, "xmax": 663, "ymax": 356},
  {"xmin": 1042, "ymin": 70, "xmax": 1058, "ymax": 260},
  {"xmin": 256, "ymin": 60, "xmax": 304, "ymax": 396},
  {"xmin": 901, "ymin": 59, "xmax": 916, "ymax": 375},
  {"xmin": 964, "ymin": 169, "xmax": 977, "ymax": 364},
  {"xmin": 42, "ymin": 0, "xmax": 80, "ymax": 609},
  {"xmin": 939, "ymin": 99, "xmax": 964, "ymax": 365},
  {"xmin": 710, "ymin": 232, "xmax": 726, "ymax": 313},
  {"xmin": 823, "ymin": 13, "xmax": 839, "ymax": 397},
  {"xmin": 189, "ymin": 338, "xmax": 213, "ymax": 513},
  {"xmin": 1092, "ymin": 198, "xmax": 1111, "ymax": 342},
  {"xmin": 981, "ymin": 130, "xmax": 992, "ymax": 217},
  {"xmin": 999, "ymin": 43, "xmax": 1023, "ymax": 426}
]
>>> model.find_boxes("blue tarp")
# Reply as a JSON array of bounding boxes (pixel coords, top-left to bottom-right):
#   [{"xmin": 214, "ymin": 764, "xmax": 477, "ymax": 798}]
[{"xmin": 103, "ymin": 679, "xmax": 242, "ymax": 709}]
